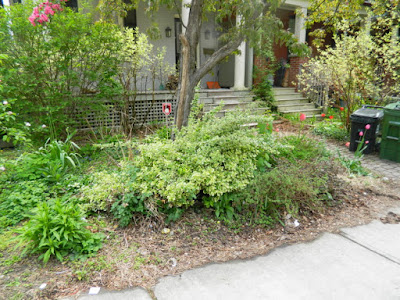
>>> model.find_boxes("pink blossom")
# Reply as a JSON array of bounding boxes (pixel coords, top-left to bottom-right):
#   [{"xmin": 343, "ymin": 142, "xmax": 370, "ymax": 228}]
[
  {"xmin": 275, "ymin": 128, "xmax": 280, "ymax": 132},
  {"xmin": 299, "ymin": 113, "xmax": 306, "ymax": 122},
  {"xmin": 28, "ymin": 14, "xmax": 37, "ymax": 26},
  {"xmin": 2, "ymin": 101, "xmax": 8, "ymax": 105},
  {"xmin": 0, "ymin": 166, "xmax": 6, "ymax": 172},
  {"xmin": 365, "ymin": 124, "xmax": 371, "ymax": 130},
  {"xmin": 40, "ymin": 14, "xmax": 49, "ymax": 23},
  {"xmin": 33, "ymin": 7, "xmax": 39, "ymax": 14},
  {"xmin": 7, "ymin": 111, "xmax": 13, "ymax": 115},
  {"xmin": 359, "ymin": 131, "xmax": 364, "ymax": 137},
  {"xmin": 44, "ymin": 5, "xmax": 55, "ymax": 15},
  {"xmin": 345, "ymin": 142, "xmax": 350, "ymax": 147},
  {"xmin": 52, "ymin": 4, "xmax": 62, "ymax": 11},
  {"xmin": 365, "ymin": 140, "xmax": 369, "ymax": 144}
]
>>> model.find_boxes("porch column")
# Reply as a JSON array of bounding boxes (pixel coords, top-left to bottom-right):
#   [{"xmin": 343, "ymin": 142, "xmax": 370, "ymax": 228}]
[
  {"xmin": 246, "ymin": 47, "xmax": 254, "ymax": 88},
  {"xmin": 234, "ymin": 15, "xmax": 246, "ymax": 90},
  {"xmin": 295, "ymin": 7, "xmax": 307, "ymax": 43},
  {"xmin": 182, "ymin": 0, "xmax": 191, "ymax": 34}
]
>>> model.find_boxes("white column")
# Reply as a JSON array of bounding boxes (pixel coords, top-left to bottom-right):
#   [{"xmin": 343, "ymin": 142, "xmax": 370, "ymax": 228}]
[
  {"xmin": 182, "ymin": 0, "xmax": 191, "ymax": 34},
  {"xmin": 234, "ymin": 15, "xmax": 246, "ymax": 90},
  {"xmin": 246, "ymin": 47, "xmax": 254, "ymax": 88},
  {"xmin": 3, "ymin": 0, "xmax": 11, "ymax": 6},
  {"xmin": 295, "ymin": 7, "xmax": 307, "ymax": 43}
]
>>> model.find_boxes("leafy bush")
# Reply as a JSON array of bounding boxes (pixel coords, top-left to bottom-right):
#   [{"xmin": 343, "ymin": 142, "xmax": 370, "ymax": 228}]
[
  {"xmin": 0, "ymin": 179, "xmax": 50, "ymax": 228},
  {"xmin": 37, "ymin": 132, "xmax": 81, "ymax": 182},
  {"xmin": 131, "ymin": 111, "xmax": 280, "ymax": 207},
  {"xmin": 18, "ymin": 200, "xmax": 103, "ymax": 263},
  {"xmin": 278, "ymin": 135, "xmax": 330, "ymax": 162},
  {"xmin": 231, "ymin": 159, "xmax": 338, "ymax": 224},
  {"xmin": 111, "ymin": 192, "xmax": 151, "ymax": 227},
  {"xmin": 0, "ymin": 2, "xmax": 122, "ymax": 136},
  {"xmin": 313, "ymin": 120, "xmax": 349, "ymax": 141},
  {"xmin": 80, "ymin": 171, "xmax": 126, "ymax": 213},
  {"xmin": 252, "ymin": 75, "xmax": 275, "ymax": 109},
  {"xmin": 0, "ymin": 56, "xmax": 30, "ymax": 146}
]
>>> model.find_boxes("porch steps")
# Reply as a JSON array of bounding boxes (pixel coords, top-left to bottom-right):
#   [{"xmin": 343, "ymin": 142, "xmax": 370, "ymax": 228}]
[
  {"xmin": 273, "ymin": 87, "xmax": 322, "ymax": 118},
  {"xmin": 198, "ymin": 89, "xmax": 267, "ymax": 117}
]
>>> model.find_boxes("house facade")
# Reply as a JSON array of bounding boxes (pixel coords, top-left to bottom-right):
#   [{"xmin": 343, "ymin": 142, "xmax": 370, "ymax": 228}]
[
  {"xmin": 0, "ymin": 0, "xmax": 342, "ymax": 89},
  {"xmin": 116, "ymin": 0, "xmax": 312, "ymax": 90}
]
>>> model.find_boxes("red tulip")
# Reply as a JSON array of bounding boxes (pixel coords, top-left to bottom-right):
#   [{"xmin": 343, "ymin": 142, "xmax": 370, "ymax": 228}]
[
  {"xmin": 329, "ymin": 116, "xmax": 334, "ymax": 119},
  {"xmin": 300, "ymin": 113, "xmax": 306, "ymax": 121},
  {"xmin": 340, "ymin": 107, "xmax": 344, "ymax": 111},
  {"xmin": 321, "ymin": 113, "xmax": 326, "ymax": 117}
]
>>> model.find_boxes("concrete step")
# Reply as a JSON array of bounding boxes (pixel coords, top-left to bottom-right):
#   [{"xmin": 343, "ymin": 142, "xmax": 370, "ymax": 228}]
[
  {"xmin": 204, "ymin": 102, "xmax": 253, "ymax": 112},
  {"xmin": 277, "ymin": 103, "xmax": 316, "ymax": 111},
  {"xmin": 214, "ymin": 107, "xmax": 269, "ymax": 118},
  {"xmin": 206, "ymin": 90, "xmax": 251, "ymax": 97},
  {"xmin": 275, "ymin": 96, "xmax": 308, "ymax": 101},
  {"xmin": 213, "ymin": 96, "xmax": 253, "ymax": 105},
  {"xmin": 272, "ymin": 88, "xmax": 296, "ymax": 95},
  {"xmin": 280, "ymin": 107, "xmax": 321, "ymax": 114},
  {"xmin": 274, "ymin": 99, "xmax": 310, "ymax": 105},
  {"xmin": 274, "ymin": 94, "xmax": 303, "ymax": 100}
]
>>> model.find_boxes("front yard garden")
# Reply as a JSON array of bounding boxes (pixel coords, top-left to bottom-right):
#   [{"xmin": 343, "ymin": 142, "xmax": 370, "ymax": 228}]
[
  {"xmin": 1, "ymin": 1, "xmax": 400, "ymax": 299},
  {"xmin": 1, "ymin": 109, "xmax": 400, "ymax": 299}
]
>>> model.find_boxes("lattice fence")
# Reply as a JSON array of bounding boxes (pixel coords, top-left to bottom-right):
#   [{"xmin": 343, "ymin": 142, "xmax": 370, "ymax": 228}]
[{"xmin": 68, "ymin": 92, "xmax": 177, "ymax": 131}]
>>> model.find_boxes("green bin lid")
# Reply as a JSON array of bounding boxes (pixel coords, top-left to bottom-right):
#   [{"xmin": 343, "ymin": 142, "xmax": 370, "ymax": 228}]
[{"xmin": 385, "ymin": 101, "xmax": 400, "ymax": 110}]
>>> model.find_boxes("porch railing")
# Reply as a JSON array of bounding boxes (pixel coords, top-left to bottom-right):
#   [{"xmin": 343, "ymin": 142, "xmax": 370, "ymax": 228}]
[{"xmin": 297, "ymin": 63, "xmax": 330, "ymax": 111}]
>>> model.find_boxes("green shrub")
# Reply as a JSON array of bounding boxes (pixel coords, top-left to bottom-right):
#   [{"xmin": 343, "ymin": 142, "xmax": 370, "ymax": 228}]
[
  {"xmin": 231, "ymin": 159, "xmax": 337, "ymax": 224},
  {"xmin": 313, "ymin": 120, "xmax": 349, "ymax": 141},
  {"xmin": 252, "ymin": 76, "xmax": 275, "ymax": 109},
  {"xmin": 17, "ymin": 200, "xmax": 103, "ymax": 263},
  {"xmin": 0, "ymin": 179, "xmax": 50, "ymax": 228},
  {"xmin": 111, "ymin": 192, "xmax": 152, "ymax": 227},
  {"xmin": 37, "ymin": 132, "xmax": 81, "ymax": 182},
  {"xmin": 0, "ymin": 2, "xmax": 122, "ymax": 136},
  {"xmin": 2, "ymin": 132, "xmax": 81, "ymax": 183},
  {"xmin": 278, "ymin": 135, "xmax": 330, "ymax": 162},
  {"xmin": 131, "ymin": 111, "xmax": 280, "ymax": 207},
  {"xmin": 80, "ymin": 171, "xmax": 126, "ymax": 213}
]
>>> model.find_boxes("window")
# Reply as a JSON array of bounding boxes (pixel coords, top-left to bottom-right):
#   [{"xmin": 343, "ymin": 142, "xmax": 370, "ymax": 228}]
[{"xmin": 65, "ymin": 0, "xmax": 78, "ymax": 10}]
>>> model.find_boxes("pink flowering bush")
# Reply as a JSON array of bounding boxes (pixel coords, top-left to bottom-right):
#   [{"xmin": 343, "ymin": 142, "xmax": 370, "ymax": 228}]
[
  {"xmin": 0, "ymin": 2, "xmax": 122, "ymax": 138},
  {"xmin": 28, "ymin": 0, "xmax": 66, "ymax": 26}
]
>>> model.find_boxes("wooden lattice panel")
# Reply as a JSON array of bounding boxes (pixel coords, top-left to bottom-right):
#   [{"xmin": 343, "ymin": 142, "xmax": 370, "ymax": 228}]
[{"xmin": 68, "ymin": 92, "xmax": 177, "ymax": 131}]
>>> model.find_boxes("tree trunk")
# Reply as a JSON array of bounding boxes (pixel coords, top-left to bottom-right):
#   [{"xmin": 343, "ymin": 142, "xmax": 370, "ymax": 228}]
[
  {"xmin": 175, "ymin": 34, "xmax": 191, "ymax": 130},
  {"xmin": 174, "ymin": 0, "xmax": 252, "ymax": 129}
]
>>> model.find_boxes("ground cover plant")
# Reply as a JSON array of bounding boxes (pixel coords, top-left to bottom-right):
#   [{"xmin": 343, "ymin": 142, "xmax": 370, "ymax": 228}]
[{"xmin": 1, "ymin": 109, "xmax": 398, "ymax": 299}]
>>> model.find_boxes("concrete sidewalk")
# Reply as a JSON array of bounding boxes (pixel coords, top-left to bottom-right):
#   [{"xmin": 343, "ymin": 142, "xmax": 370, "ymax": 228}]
[{"xmin": 70, "ymin": 207, "xmax": 400, "ymax": 300}]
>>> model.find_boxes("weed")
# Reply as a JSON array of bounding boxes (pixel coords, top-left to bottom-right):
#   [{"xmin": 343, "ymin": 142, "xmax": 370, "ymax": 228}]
[
  {"xmin": 17, "ymin": 200, "xmax": 104, "ymax": 263},
  {"xmin": 314, "ymin": 120, "xmax": 349, "ymax": 141}
]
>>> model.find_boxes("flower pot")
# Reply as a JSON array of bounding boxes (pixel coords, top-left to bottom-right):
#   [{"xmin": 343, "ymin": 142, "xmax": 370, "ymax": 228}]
[{"xmin": 206, "ymin": 81, "xmax": 220, "ymax": 89}]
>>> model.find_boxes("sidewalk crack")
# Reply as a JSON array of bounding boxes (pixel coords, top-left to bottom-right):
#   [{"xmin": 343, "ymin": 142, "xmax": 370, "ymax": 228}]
[{"xmin": 339, "ymin": 232, "xmax": 400, "ymax": 267}]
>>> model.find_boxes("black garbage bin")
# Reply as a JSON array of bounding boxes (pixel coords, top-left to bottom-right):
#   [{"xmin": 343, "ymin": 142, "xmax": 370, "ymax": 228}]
[{"xmin": 349, "ymin": 105, "xmax": 384, "ymax": 154}]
